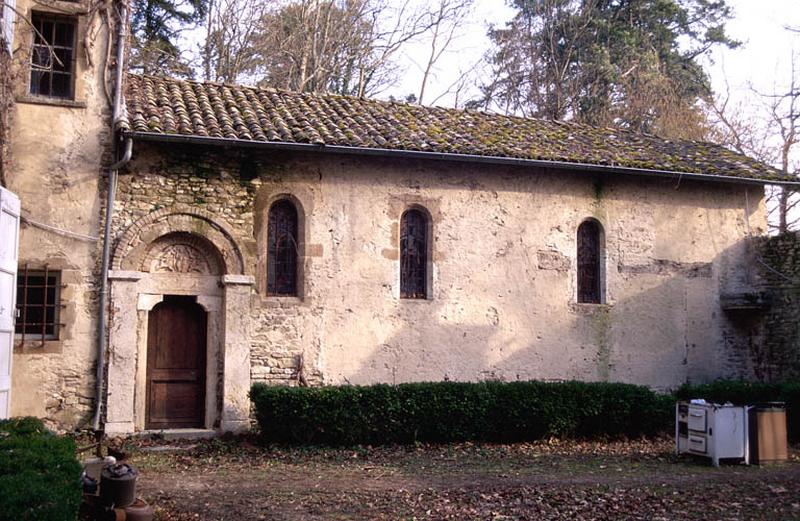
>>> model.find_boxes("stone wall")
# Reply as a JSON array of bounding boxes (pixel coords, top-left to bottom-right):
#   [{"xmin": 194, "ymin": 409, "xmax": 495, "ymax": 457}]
[
  {"xmin": 113, "ymin": 141, "xmax": 766, "ymax": 394},
  {"xmin": 250, "ymin": 302, "xmax": 318, "ymax": 386},
  {"xmin": 755, "ymin": 232, "xmax": 800, "ymax": 381},
  {"xmin": 6, "ymin": 0, "xmax": 114, "ymax": 429},
  {"xmin": 112, "ymin": 148, "xmax": 313, "ymax": 390}
]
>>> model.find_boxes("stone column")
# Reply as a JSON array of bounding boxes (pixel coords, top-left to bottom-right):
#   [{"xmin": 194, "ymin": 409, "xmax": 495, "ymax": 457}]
[
  {"xmin": 104, "ymin": 271, "xmax": 143, "ymax": 435},
  {"xmin": 220, "ymin": 274, "xmax": 255, "ymax": 433},
  {"xmin": 197, "ymin": 295, "xmax": 222, "ymax": 429}
]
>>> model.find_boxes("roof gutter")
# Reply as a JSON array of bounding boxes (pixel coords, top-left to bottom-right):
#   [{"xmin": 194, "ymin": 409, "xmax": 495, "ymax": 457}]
[{"xmin": 122, "ymin": 131, "xmax": 800, "ymax": 188}]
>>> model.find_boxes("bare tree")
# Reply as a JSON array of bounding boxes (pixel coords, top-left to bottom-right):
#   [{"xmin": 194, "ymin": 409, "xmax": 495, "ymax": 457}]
[
  {"xmin": 201, "ymin": 0, "xmax": 264, "ymax": 82},
  {"xmin": 196, "ymin": 0, "xmax": 478, "ymax": 100},
  {"xmin": 429, "ymin": 55, "xmax": 484, "ymax": 108},
  {"xmin": 763, "ymin": 60, "xmax": 800, "ymax": 233},
  {"xmin": 244, "ymin": 0, "xmax": 435, "ymax": 97},
  {"xmin": 247, "ymin": 0, "xmax": 363, "ymax": 93},
  {"xmin": 414, "ymin": 0, "xmax": 472, "ymax": 105},
  {"xmin": 708, "ymin": 58, "xmax": 800, "ymax": 233},
  {"xmin": 350, "ymin": 0, "xmax": 436, "ymax": 97}
]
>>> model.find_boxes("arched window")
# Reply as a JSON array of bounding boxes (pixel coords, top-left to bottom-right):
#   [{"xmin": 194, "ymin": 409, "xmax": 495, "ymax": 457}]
[
  {"xmin": 577, "ymin": 220, "xmax": 603, "ymax": 304},
  {"xmin": 400, "ymin": 208, "xmax": 428, "ymax": 299},
  {"xmin": 267, "ymin": 200, "xmax": 298, "ymax": 296}
]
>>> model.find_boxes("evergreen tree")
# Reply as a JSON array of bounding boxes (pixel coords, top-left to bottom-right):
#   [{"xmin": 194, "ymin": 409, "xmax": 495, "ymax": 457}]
[
  {"xmin": 480, "ymin": 0, "xmax": 739, "ymax": 139},
  {"xmin": 130, "ymin": 0, "xmax": 209, "ymax": 77}
]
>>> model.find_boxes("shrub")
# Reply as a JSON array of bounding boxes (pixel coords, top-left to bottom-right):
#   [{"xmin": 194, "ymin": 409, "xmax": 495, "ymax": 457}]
[
  {"xmin": 0, "ymin": 417, "xmax": 82, "ymax": 521},
  {"xmin": 676, "ymin": 380, "xmax": 800, "ymax": 442},
  {"xmin": 251, "ymin": 380, "xmax": 673, "ymax": 445}
]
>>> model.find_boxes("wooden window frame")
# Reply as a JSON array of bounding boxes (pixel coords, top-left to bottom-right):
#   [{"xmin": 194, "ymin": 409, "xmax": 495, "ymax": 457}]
[
  {"xmin": 29, "ymin": 11, "xmax": 77, "ymax": 100},
  {"xmin": 15, "ymin": 265, "xmax": 62, "ymax": 345}
]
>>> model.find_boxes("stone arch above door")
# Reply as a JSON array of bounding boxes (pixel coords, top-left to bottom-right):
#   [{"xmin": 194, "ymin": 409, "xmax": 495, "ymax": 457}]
[{"xmin": 113, "ymin": 208, "xmax": 246, "ymax": 275}]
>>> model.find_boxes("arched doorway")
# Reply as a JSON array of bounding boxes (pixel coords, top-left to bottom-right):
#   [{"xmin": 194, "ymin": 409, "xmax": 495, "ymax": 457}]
[
  {"xmin": 146, "ymin": 296, "xmax": 207, "ymax": 429},
  {"xmin": 105, "ymin": 208, "xmax": 254, "ymax": 435}
]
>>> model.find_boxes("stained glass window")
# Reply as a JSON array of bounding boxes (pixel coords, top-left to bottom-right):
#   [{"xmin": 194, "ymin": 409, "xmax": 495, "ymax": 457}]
[{"xmin": 268, "ymin": 200, "xmax": 298, "ymax": 296}]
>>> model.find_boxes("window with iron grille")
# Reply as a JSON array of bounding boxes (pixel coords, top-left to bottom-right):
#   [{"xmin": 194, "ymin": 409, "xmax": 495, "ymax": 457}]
[
  {"xmin": 29, "ymin": 12, "xmax": 76, "ymax": 99},
  {"xmin": 15, "ymin": 267, "xmax": 61, "ymax": 342},
  {"xmin": 577, "ymin": 220, "xmax": 602, "ymax": 304},
  {"xmin": 267, "ymin": 200, "xmax": 298, "ymax": 296},
  {"xmin": 400, "ymin": 209, "xmax": 428, "ymax": 299}
]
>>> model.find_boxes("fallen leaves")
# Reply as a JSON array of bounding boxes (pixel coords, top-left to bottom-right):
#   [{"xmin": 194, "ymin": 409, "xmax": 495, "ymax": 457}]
[{"xmin": 116, "ymin": 435, "xmax": 800, "ymax": 521}]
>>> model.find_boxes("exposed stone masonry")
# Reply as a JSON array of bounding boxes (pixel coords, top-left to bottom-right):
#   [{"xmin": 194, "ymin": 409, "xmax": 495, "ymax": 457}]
[
  {"xmin": 755, "ymin": 232, "xmax": 800, "ymax": 381},
  {"xmin": 250, "ymin": 302, "xmax": 304, "ymax": 385},
  {"xmin": 113, "ymin": 159, "xmax": 255, "ymax": 234},
  {"xmin": 113, "ymin": 145, "xmax": 309, "ymax": 389}
]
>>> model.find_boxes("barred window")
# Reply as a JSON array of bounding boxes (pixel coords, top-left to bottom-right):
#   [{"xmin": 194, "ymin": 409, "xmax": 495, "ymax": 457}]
[
  {"xmin": 400, "ymin": 209, "xmax": 428, "ymax": 299},
  {"xmin": 29, "ymin": 13, "xmax": 76, "ymax": 99},
  {"xmin": 577, "ymin": 220, "xmax": 603, "ymax": 304},
  {"xmin": 267, "ymin": 200, "xmax": 298, "ymax": 296},
  {"xmin": 15, "ymin": 266, "xmax": 61, "ymax": 343}
]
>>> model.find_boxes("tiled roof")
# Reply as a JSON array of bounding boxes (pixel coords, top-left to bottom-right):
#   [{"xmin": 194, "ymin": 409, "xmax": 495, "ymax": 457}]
[{"xmin": 122, "ymin": 74, "xmax": 791, "ymax": 184}]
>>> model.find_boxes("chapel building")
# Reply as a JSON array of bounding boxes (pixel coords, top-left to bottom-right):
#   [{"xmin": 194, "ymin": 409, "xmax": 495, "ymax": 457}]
[{"xmin": 1, "ymin": 0, "xmax": 794, "ymax": 433}]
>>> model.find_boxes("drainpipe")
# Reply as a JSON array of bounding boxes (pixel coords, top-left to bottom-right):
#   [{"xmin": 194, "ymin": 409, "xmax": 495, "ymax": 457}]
[{"xmin": 92, "ymin": 1, "xmax": 131, "ymax": 433}]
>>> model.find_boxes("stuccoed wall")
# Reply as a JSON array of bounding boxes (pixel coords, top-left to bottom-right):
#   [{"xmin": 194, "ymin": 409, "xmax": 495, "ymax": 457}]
[
  {"xmin": 113, "ymin": 142, "xmax": 766, "ymax": 392},
  {"xmin": 755, "ymin": 232, "xmax": 800, "ymax": 381},
  {"xmin": 6, "ymin": 0, "xmax": 113, "ymax": 428}
]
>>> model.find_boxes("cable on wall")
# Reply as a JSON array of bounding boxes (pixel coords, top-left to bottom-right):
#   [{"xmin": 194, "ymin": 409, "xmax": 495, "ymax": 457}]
[{"xmin": 21, "ymin": 214, "xmax": 99, "ymax": 242}]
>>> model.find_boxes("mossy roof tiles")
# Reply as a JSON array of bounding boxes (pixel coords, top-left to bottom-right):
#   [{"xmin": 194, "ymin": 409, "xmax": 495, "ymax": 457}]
[{"xmin": 122, "ymin": 74, "xmax": 791, "ymax": 184}]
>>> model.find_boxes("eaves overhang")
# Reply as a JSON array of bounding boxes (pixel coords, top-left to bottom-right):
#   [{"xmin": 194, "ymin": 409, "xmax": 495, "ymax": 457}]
[{"xmin": 122, "ymin": 130, "xmax": 800, "ymax": 188}]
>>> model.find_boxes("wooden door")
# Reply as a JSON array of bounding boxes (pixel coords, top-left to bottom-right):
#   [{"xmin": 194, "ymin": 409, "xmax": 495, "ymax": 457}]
[{"xmin": 146, "ymin": 296, "xmax": 206, "ymax": 429}]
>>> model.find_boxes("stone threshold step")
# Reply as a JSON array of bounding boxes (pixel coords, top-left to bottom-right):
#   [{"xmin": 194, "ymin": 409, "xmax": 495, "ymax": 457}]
[{"xmin": 134, "ymin": 428, "xmax": 218, "ymax": 441}]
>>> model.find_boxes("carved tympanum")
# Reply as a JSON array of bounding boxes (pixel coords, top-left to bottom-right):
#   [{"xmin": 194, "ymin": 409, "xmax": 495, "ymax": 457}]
[{"xmin": 151, "ymin": 244, "xmax": 211, "ymax": 274}]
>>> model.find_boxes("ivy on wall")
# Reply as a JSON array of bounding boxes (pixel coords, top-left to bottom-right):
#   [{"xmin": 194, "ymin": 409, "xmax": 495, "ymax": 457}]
[{"xmin": 0, "ymin": 48, "xmax": 11, "ymax": 187}]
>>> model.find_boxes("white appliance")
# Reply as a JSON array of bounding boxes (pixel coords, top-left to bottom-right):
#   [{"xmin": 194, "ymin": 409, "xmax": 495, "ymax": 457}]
[{"xmin": 676, "ymin": 401, "xmax": 750, "ymax": 466}]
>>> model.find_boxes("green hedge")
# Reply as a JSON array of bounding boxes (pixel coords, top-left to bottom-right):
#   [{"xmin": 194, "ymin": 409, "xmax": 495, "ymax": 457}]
[
  {"xmin": 251, "ymin": 381, "xmax": 674, "ymax": 445},
  {"xmin": 677, "ymin": 380, "xmax": 800, "ymax": 442},
  {"xmin": 0, "ymin": 417, "xmax": 82, "ymax": 521}
]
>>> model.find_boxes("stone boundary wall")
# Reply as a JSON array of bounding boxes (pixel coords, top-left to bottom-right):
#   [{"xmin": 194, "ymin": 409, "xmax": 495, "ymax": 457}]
[{"xmin": 756, "ymin": 232, "xmax": 800, "ymax": 381}]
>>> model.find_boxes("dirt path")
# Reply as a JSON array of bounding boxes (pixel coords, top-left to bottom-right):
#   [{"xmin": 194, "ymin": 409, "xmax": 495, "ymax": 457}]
[{"xmin": 124, "ymin": 437, "xmax": 800, "ymax": 520}]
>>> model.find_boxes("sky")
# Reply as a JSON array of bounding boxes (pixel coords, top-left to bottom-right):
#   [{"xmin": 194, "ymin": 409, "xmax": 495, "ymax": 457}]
[
  {"xmin": 389, "ymin": 1, "xmax": 515, "ymax": 106},
  {"xmin": 383, "ymin": 0, "xmax": 800, "ymax": 230},
  {"xmin": 705, "ymin": 0, "xmax": 799, "ymax": 109},
  {"xmin": 387, "ymin": 0, "xmax": 800, "ymax": 116}
]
